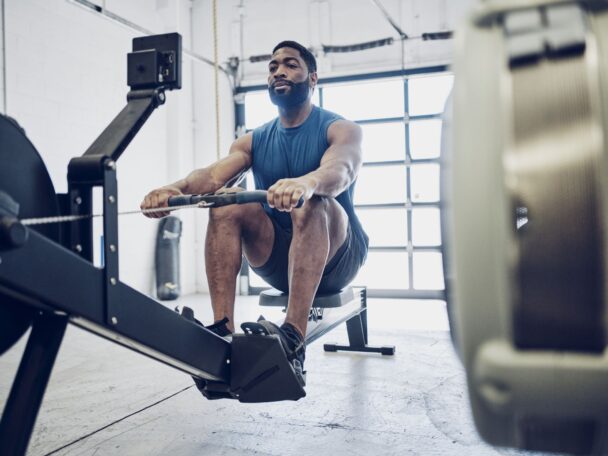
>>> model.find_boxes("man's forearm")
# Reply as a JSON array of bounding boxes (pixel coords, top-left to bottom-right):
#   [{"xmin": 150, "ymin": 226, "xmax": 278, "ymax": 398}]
[
  {"xmin": 304, "ymin": 150, "xmax": 358, "ymax": 198},
  {"xmin": 169, "ymin": 151, "xmax": 251, "ymax": 195},
  {"xmin": 169, "ymin": 168, "xmax": 217, "ymax": 195}
]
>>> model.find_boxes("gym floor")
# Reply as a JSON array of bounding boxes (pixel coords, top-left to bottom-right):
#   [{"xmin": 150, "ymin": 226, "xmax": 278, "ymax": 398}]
[{"xmin": 0, "ymin": 296, "xmax": 543, "ymax": 456}]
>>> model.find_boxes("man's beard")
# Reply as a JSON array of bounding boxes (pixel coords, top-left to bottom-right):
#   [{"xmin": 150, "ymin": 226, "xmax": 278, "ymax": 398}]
[{"xmin": 268, "ymin": 78, "xmax": 310, "ymax": 108}]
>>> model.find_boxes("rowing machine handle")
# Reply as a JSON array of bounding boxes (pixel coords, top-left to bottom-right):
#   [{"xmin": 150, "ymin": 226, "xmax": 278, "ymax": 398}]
[
  {"xmin": 234, "ymin": 190, "xmax": 305, "ymax": 208},
  {"xmin": 166, "ymin": 194, "xmax": 205, "ymax": 206},
  {"xmin": 167, "ymin": 190, "xmax": 304, "ymax": 208}
]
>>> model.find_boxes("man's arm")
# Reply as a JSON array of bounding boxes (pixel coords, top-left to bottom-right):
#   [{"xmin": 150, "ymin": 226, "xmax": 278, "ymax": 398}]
[
  {"xmin": 267, "ymin": 120, "xmax": 363, "ymax": 211},
  {"xmin": 141, "ymin": 132, "xmax": 253, "ymax": 218}
]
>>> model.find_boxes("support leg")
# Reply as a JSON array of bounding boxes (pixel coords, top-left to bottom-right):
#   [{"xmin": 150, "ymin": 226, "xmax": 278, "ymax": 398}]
[
  {"xmin": 0, "ymin": 311, "xmax": 68, "ymax": 456},
  {"xmin": 324, "ymin": 289, "xmax": 395, "ymax": 355}
]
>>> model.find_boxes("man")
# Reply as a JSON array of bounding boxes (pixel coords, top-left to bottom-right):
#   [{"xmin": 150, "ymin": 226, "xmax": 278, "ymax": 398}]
[{"xmin": 141, "ymin": 40, "xmax": 368, "ymax": 375}]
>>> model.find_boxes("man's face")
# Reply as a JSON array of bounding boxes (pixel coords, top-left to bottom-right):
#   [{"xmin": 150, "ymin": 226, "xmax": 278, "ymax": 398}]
[{"xmin": 267, "ymin": 47, "xmax": 317, "ymax": 108}]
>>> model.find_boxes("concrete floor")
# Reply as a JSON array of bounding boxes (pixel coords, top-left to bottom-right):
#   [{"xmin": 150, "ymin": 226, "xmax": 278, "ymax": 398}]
[{"xmin": 1, "ymin": 295, "xmax": 543, "ymax": 456}]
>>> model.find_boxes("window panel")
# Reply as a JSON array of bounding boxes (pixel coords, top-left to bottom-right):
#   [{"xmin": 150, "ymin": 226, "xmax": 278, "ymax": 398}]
[
  {"xmin": 246, "ymin": 172, "xmax": 255, "ymax": 190},
  {"xmin": 249, "ymin": 267, "xmax": 268, "ymax": 288},
  {"xmin": 360, "ymin": 122, "xmax": 405, "ymax": 163},
  {"xmin": 408, "ymin": 74, "xmax": 454, "ymax": 116},
  {"xmin": 409, "ymin": 119, "xmax": 442, "ymax": 159},
  {"xmin": 355, "ymin": 165, "xmax": 406, "ymax": 205},
  {"xmin": 354, "ymin": 251, "xmax": 409, "ymax": 289},
  {"xmin": 356, "ymin": 208, "xmax": 407, "ymax": 247},
  {"xmin": 245, "ymin": 91, "xmax": 276, "ymax": 130},
  {"xmin": 322, "ymin": 79, "xmax": 404, "ymax": 121},
  {"xmin": 410, "ymin": 164, "xmax": 440, "ymax": 203},
  {"xmin": 412, "ymin": 208, "xmax": 441, "ymax": 246},
  {"xmin": 413, "ymin": 252, "xmax": 445, "ymax": 290},
  {"xmin": 242, "ymin": 71, "xmax": 451, "ymax": 294}
]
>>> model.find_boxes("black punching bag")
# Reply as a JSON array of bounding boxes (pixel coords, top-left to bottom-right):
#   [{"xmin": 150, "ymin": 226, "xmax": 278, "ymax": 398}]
[{"xmin": 155, "ymin": 216, "xmax": 182, "ymax": 300}]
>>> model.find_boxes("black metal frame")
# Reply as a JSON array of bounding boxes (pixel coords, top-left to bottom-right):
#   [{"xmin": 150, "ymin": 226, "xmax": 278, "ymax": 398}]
[
  {"xmin": 0, "ymin": 312, "xmax": 68, "ymax": 455},
  {"xmin": 234, "ymin": 65, "xmax": 449, "ymax": 94},
  {"xmin": 258, "ymin": 287, "xmax": 395, "ymax": 354},
  {"xmin": 0, "ymin": 33, "xmax": 230, "ymax": 456},
  {"xmin": 320, "ymin": 288, "xmax": 395, "ymax": 355}
]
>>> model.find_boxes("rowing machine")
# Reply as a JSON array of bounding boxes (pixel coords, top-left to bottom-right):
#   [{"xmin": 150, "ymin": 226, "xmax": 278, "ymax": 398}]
[
  {"xmin": 0, "ymin": 32, "xmax": 393, "ymax": 456},
  {"xmin": 0, "ymin": 33, "xmax": 298, "ymax": 456}
]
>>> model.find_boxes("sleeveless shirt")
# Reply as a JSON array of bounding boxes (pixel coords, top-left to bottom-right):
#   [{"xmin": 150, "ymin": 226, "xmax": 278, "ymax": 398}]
[{"xmin": 251, "ymin": 105, "xmax": 369, "ymax": 256}]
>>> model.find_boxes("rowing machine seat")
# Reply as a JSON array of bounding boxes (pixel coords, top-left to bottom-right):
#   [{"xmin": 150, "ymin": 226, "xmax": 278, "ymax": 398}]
[{"xmin": 259, "ymin": 287, "xmax": 354, "ymax": 308}]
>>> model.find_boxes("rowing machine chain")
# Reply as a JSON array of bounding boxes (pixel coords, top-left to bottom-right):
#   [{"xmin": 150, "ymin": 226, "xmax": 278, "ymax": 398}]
[
  {"xmin": 12, "ymin": 166, "xmax": 251, "ymax": 226},
  {"xmin": 18, "ymin": 202, "xmax": 212, "ymax": 226}
]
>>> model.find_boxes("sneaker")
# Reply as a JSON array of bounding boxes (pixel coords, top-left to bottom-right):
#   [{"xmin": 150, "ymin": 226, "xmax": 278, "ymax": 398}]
[
  {"xmin": 241, "ymin": 317, "xmax": 306, "ymax": 377},
  {"xmin": 205, "ymin": 317, "xmax": 233, "ymax": 339},
  {"xmin": 177, "ymin": 307, "xmax": 234, "ymax": 399},
  {"xmin": 177, "ymin": 306, "xmax": 232, "ymax": 340}
]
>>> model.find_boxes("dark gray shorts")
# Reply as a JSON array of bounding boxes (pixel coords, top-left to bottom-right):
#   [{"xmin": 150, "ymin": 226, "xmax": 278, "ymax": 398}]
[{"xmin": 251, "ymin": 215, "xmax": 364, "ymax": 294}]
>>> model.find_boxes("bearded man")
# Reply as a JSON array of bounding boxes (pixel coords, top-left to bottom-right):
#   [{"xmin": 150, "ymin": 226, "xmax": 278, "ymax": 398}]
[{"xmin": 141, "ymin": 41, "xmax": 368, "ymax": 376}]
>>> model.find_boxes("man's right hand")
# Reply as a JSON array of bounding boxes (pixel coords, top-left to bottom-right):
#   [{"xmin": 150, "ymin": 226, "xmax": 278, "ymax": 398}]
[{"xmin": 140, "ymin": 186, "xmax": 183, "ymax": 218}]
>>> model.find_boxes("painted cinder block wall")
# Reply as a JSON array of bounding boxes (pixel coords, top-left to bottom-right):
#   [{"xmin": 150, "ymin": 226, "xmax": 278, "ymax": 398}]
[{"xmin": 2, "ymin": 0, "xmax": 235, "ymax": 296}]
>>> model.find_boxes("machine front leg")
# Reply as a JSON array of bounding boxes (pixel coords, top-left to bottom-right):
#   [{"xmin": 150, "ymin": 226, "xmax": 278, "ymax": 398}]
[{"xmin": 0, "ymin": 311, "xmax": 68, "ymax": 456}]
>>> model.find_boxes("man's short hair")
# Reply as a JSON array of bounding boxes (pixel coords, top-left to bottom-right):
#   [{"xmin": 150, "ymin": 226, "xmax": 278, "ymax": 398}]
[{"xmin": 272, "ymin": 41, "xmax": 317, "ymax": 73}]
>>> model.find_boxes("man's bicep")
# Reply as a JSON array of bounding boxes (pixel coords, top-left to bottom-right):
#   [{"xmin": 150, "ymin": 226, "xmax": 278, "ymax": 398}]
[
  {"xmin": 228, "ymin": 132, "xmax": 254, "ymax": 167},
  {"xmin": 205, "ymin": 133, "xmax": 253, "ymax": 188},
  {"xmin": 327, "ymin": 120, "xmax": 362, "ymax": 147},
  {"xmin": 323, "ymin": 120, "xmax": 363, "ymax": 167}
]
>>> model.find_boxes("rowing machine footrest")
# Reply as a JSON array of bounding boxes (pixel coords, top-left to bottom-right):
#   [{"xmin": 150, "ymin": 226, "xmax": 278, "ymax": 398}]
[
  {"xmin": 230, "ymin": 333, "xmax": 306, "ymax": 403},
  {"xmin": 259, "ymin": 287, "xmax": 355, "ymax": 308},
  {"xmin": 197, "ymin": 379, "xmax": 234, "ymax": 400}
]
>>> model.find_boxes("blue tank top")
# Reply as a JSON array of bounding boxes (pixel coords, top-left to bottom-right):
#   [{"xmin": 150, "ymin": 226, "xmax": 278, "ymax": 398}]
[{"xmin": 251, "ymin": 105, "xmax": 368, "ymax": 256}]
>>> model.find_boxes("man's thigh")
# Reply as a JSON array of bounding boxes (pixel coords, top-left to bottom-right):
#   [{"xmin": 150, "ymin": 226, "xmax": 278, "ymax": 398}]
[
  {"xmin": 317, "ymin": 197, "xmax": 363, "ymax": 293},
  {"xmin": 323, "ymin": 197, "xmax": 349, "ymax": 263},
  {"xmin": 249, "ymin": 198, "xmax": 360, "ymax": 293},
  {"xmin": 318, "ymin": 223, "xmax": 363, "ymax": 293},
  {"xmin": 248, "ymin": 216, "xmax": 291, "ymax": 292}
]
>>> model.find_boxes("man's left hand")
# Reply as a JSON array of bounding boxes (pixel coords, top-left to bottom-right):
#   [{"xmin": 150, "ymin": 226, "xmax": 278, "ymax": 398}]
[{"xmin": 267, "ymin": 177, "xmax": 316, "ymax": 211}]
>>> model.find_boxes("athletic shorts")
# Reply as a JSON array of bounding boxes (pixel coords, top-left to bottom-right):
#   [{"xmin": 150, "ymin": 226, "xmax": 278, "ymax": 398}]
[{"xmin": 251, "ymin": 215, "xmax": 364, "ymax": 294}]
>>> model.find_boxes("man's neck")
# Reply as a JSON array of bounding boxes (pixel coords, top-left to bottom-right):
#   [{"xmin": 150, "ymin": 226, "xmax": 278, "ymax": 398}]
[{"xmin": 278, "ymin": 101, "xmax": 313, "ymax": 128}]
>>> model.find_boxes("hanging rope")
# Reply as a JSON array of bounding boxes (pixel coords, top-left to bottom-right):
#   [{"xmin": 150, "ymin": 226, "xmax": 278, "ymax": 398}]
[{"xmin": 212, "ymin": 0, "xmax": 221, "ymax": 160}]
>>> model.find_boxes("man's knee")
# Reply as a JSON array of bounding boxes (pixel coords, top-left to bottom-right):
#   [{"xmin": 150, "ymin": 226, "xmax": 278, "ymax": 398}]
[
  {"xmin": 290, "ymin": 196, "xmax": 348, "ymax": 236},
  {"xmin": 290, "ymin": 196, "xmax": 329, "ymax": 228},
  {"xmin": 209, "ymin": 204, "xmax": 252, "ymax": 225}
]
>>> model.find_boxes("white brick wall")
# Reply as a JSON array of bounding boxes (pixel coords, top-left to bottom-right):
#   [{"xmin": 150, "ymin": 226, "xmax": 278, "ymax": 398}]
[
  {"xmin": 192, "ymin": 0, "xmax": 236, "ymax": 293},
  {"xmin": 4, "ymin": 0, "xmax": 235, "ymax": 296}
]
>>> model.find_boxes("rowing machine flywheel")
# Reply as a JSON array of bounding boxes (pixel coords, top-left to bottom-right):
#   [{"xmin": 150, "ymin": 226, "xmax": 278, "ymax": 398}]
[{"xmin": 0, "ymin": 114, "xmax": 61, "ymax": 354}]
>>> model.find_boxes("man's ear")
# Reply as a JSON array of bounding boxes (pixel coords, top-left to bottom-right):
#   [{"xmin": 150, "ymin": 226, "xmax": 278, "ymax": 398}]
[{"xmin": 309, "ymin": 72, "xmax": 318, "ymax": 88}]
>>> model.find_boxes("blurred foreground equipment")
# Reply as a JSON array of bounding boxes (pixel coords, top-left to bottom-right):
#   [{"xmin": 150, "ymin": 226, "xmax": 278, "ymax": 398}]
[{"xmin": 443, "ymin": 0, "xmax": 608, "ymax": 454}]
